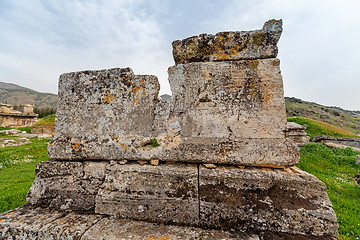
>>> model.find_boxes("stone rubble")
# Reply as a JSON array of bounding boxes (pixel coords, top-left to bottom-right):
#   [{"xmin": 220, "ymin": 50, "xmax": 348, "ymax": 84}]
[
  {"xmin": 285, "ymin": 122, "xmax": 310, "ymax": 146},
  {"xmin": 0, "ymin": 19, "xmax": 338, "ymax": 240},
  {"xmin": 0, "ymin": 130, "xmax": 52, "ymax": 148}
]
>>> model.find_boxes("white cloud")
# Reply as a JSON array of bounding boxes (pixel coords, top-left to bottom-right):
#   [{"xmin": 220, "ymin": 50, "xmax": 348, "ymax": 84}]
[
  {"xmin": 0, "ymin": 0, "xmax": 359, "ymax": 109},
  {"xmin": 196, "ymin": 0, "xmax": 360, "ymax": 110},
  {"xmin": 0, "ymin": 0, "xmax": 173, "ymax": 94}
]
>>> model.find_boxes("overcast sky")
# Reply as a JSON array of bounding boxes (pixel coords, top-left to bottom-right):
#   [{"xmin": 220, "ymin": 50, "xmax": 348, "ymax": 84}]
[{"xmin": 0, "ymin": 0, "xmax": 359, "ymax": 110}]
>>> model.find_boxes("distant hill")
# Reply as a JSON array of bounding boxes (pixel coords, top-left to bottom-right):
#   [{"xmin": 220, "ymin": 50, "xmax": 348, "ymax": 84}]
[
  {"xmin": 0, "ymin": 82, "xmax": 57, "ymax": 109},
  {"xmin": 286, "ymin": 97, "xmax": 360, "ymax": 135}
]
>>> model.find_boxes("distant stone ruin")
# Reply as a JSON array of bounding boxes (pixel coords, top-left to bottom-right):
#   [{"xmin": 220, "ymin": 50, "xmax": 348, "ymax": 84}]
[
  {"xmin": 0, "ymin": 103, "xmax": 37, "ymax": 127},
  {"xmin": 0, "ymin": 20, "xmax": 338, "ymax": 239},
  {"xmin": 313, "ymin": 135, "xmax": 360, "ymax": 148}
]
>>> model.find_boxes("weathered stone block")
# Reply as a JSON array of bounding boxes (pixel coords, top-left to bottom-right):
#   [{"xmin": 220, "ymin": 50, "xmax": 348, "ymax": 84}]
[
  {"xmin": 166, "ymin": 59, "xmax": 287, "ymax": 139},
  {"xmin": 48, "ymin": 67, "xmax": 160, "ymax": 160},
  {"xmin": 48, "ymin": 59, "xmax": 298, "ymax": 167},
  {"xmin": 0, "ymin": 205, "xmax": 102, "ymax": 240},
  {"xmin": 95, "ymin": 162, "xmax": 199, "ymax": 225},
  {"xmin": 82, "ymin": 217, "xmax": 254, "ymax": 240},
  {"xmin": 24, "ymin": 160, "xmax": 337, "ymax": 238},
  {"xmin": 26, "ymin": 160, "xmax": 106, "ymax": 211},
  {"xmin": 199, "ymin": 165, "xmax": 338, "ymax": 238},
  {"xmin": 172, "ymin": 19, "xmax": 282, "ymax": 64},
  {"xmin": 0, "ymin": 205, "xmax": 252, "ymax": 240}
]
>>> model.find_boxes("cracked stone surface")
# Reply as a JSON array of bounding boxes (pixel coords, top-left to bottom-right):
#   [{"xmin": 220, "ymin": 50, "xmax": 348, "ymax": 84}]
[
  {"xmin": 26, "ymin": 161, "xmax": 107, "ymax": 211},
  {"xmin": 0, "ymin": 205, "xmax": 255, "ymax": 240},
  {"xmin": 25, "ymin": 160, "xmax": 338, "ymax": 238},
  {"xmin": 172, "ymin": 19, "xmax": 282, "ymax": 64},
  {"xmin": 199, "ymin": 166, "xmax": 338, "ymax": 237},
  {"xmin": 95, "ymin": 162, "xmax": 199, "ymax": 225},
  {"xmin": 48, "ymin": 59, "xmax": 298, "ymax": 167}
]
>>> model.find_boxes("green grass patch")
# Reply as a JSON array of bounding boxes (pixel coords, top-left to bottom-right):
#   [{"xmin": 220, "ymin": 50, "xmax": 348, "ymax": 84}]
[
  {"xmin": 0, "ymin": 138, "xmax": 50, "ymax": 213},
  {"xmin": 32, "ymin": 114, "xmax": 55, "ymax": 127},
  {"xmin": 288, "ymin": 117, "xmax": 359, "ymax": 139},
  {"xmin": 297, "ymin": 143, "xmax": 360, "ymax": 240},
  {"xmin": 16, "ymin": 127, "xmax": 31, "ymax": 133},
  {"xmin": 0, "ymin": 126, "xmax": 31, "ymax": 134}
]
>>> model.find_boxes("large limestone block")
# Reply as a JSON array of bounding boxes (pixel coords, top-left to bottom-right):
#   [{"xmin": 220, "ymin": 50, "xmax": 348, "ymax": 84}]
[
  {"xmin": 26, "ymin": 160, "xmax": 106, "ymax": 211},
  {"xmin": 95, "ymin": 162, "xmax": 199, "ymax": 225},
  {"xmin": 82, "ymin": 217, "xmax": 256, "ymax": 240},
  {"xmin": 48, "ymin": 59, "xmax": 298, "ymax": 167},
  {"xmin": 48, "ymin": 67, "xmax": 159, "ymax": 160},
  {"xmin": 199, "ymin": 165, "xmax": 338, "ymax": 238},
  {"xmin": 0, "ymin": 205, "xmax": 102, "ymax": 240},
  {"xmin": 172, "ymin": 19, "xmax": 282, "ymax": 64},
  {"xmin": 25, "ymin": 160, "xmax": 337, "ymax": 238},
  {"xmin": 0, "ymin": 205, "xmax": 253, "ymax": 240},
  {"xmin": 167, "ymin": 59, "xmax": 287, "ymax": 139},
  {"xmin": 26, "ymin": 160, "xmax": 199, "ymax": 225}
]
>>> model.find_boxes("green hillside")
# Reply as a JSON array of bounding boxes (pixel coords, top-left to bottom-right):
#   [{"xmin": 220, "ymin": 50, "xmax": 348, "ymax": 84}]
[
  {"xmin": 32, "ymin": 114, "xmax": 55, "ymax": 127},
  {"xmin": 0, "ymin": 82, "xmax": 57, "ymax": 109},
  {"xmin": 288, "ymin": 117, "xmax": 360, "ymax": 139},
  {"xmin": 286, "ymin": 97, "xmax": 360, "ymax": 135}
]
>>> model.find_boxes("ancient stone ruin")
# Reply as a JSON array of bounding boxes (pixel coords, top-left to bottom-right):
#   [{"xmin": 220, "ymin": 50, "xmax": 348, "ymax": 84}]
[
  {"xmin": 0, "ymin": 20, "xmax": 338, "ymax": 239},
  {"xmin": 285, "ymin": 122, "xmax": 310, "ymax": 146},
  {"xmin": 0, "ymin": 103, "xmax": 37, "ymax": 127}
]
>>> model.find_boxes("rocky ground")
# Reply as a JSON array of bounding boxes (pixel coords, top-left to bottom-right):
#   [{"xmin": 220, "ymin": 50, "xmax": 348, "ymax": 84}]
[{"xmin": 0, "ymin": 129, "xmax": 52, "ymax": 147}]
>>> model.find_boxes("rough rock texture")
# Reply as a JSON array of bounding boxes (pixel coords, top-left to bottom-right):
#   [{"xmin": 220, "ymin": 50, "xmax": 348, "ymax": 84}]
[
  {"xmin": 285, "ymin": 122, "xmax": 310, "ymax": 146},
  {"xmin": 199, "ymin": 166, "xmax": 338, "ymax": 238},
  {"xmin": 25, "ymin": 160, "xmax": 338, "ymax": 238},
  {"xmin": 95, "ymin": 162, "xmax": 199, "ymax": 225},
  {"xmin": 356, "ymin": 155, "xmax": 360, "ymax": 166},
  {"xmin": 26, "ymin": 160, "xmax": 107, "ymax": 211},
  {"xmin": 0, "ymin": 205, "xmax": 252, "ymax": 240},
  {"xmin": 0, "ymin": 205, "xmax": 102, "ymax": 240},
  {"xmin": 48, "ymin": 59, "xmax": 298, "ymax": 167},
  {"xmin": 172, "ymin": 19, "xmax": 282, "ymax": 64}
]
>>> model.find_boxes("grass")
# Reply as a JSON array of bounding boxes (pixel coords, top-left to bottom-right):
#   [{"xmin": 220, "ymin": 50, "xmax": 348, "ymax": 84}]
[
  {"xmin": 297, "ymin": 143, "xmax": 360, "ymax": 240},
  {"xmin": 0, "ymin": 138, "xmax": 50, "ymax": 213},
  {"xmin": 288, "ymin": 117, "xmax": 359, "ymax": 139},
  {"xmin": 32, "ymin": 113, "xmax": 55, "ymax": 127},
  {"xmin": 0, "ymin": 126, "xmax": 31, "ymax": 133},
  {"xmin": 285, "ymin": 97, "xmax": 360, "ymax": 135}
]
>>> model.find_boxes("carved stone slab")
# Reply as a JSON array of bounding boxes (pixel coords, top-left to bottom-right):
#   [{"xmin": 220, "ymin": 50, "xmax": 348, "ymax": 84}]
[
  {"xmin": 172, "ymin": 19, "xmax": 282, "ymax": 64},
  {"xmin": 95, "ymin": 162, "xmax": 199, "ymax": 225},
  {"xmin": 0, "ymin": 205, "xmax": 248, "ymax": 240},
  {"xmin": 199, "ymin": 166, "xmax": 338, "ymax": 238}
]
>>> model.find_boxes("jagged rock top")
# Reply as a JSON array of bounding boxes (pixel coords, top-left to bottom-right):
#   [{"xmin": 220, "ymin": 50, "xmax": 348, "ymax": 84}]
[{"xmin": 172, "ymin": 19, "xmax": 282, "ymax": 64}]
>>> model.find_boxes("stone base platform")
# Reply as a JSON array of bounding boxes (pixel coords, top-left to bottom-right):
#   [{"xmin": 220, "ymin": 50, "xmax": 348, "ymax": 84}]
[
  {"xmin": 0, "ymin": 205, "xmax": 337, "ymax": 240},
  {"xmin": 0, "ymin": 205, "xmax": 250, "ymax": 240},
  {"xmin": 24, "ymin": 160, "xmax": 338, "ymax": 238}
]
